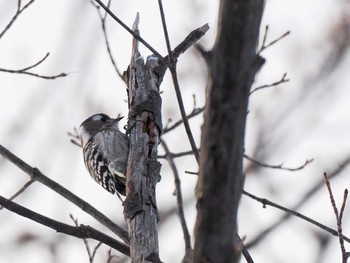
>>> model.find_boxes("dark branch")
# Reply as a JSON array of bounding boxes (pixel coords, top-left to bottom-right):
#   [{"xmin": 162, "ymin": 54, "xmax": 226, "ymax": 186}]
[
  {"xmin": 90, "ymin": 0, "xmax": 123, "ymax": 78},
  {"xmin": 94, "ymin": 0, "xmax": 163, "ymax": 59},
  {"xmin": 250, "ymin": 73, "xmax": 289, "ymax": 95},
  {"xmin": 158, "ymin": 149, "xmax": 195, "ymax": 159},
  {"xmin": 244, "ymin": 154, "xmax": 313, "ymax": 171},
  {"xmin": 157, "ymin": 0, "xmax": 202, "ymax": 163},
  {"xmin": 17, "ymin": 52, "xmax": 50, "ymax": 71},
  {"xmin": 0, "ymin": 52, "xmax": 68, "ymax": 79},
  {"xmin": 71, "ymin": 214, "xmax": 103, "ymax": 263},
  {"xmin": 258, "ymin": 25, "xmax": 290, "ymax": 54},
  {"xmin": 0, "ymin": 196, "xmax": 129, "ymax": 256},
  {"xmin": 0, "ymin": 144, "xmax": 129, "ymax": 243},
  {"xmin": 168, "ymin": 24, "xmax": 210, "ymax": 61},
  {"xmin": 0, "ymin": 65, "xmax": 68, "ymax": 80},
  {"xmin": 161, "ymin": 140, "xmax": 191, "ymax": 253},
  {"xmin": 324, "ymin": 173, "xmax": 348, "ymax": 262},
  {"xmin": 68, "ymin": 127, "xmax": 82, "ymax": 148},
  {"xmin": 0, "ymin": 0, "xmax": 36, "ymax": 39},
  {"xmin": 246, "ymin": 154, "xmax": 350, "ymax": 248},
  {"xmin": 0, "ymin": 179, "xmax": 34, "ymax": 210},
  {"xmin": 242, "ymin": 189, "xmax": 350, "ymax": 244},
  {"xmin": 163, "ymin": 106, "xmax": 205, "ymax": 134}
]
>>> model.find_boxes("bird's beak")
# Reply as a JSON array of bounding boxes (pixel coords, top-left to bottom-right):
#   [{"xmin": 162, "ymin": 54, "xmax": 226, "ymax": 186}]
[{"xmin": 115, "ymin": 116, "xmax": 124, "ymax": 122}]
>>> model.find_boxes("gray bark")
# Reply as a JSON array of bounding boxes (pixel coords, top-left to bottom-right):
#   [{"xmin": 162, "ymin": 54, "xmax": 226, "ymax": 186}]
[{"xmin": 123, "ymin": 16, "xmax": 163, "ymax": 263}]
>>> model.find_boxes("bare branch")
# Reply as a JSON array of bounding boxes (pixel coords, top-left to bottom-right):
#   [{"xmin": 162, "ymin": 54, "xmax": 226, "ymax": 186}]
[
  {"xmin": 1, "ymin": 3, "xmax": 68, "ymax": 79},
  {"xmin": 94, "ymin": 0, "xmax": 163, "ymax": 59},
  {"xmin": 163, "ymin": 106, "xmax": 205, "ymax": 134},
  {"xmin": 258, "ymin": 25, "xmax": 290, "ymax": 54},
  {"xmin": 324, "ymin": 172, "xmax": 348, "ymax": 262},
  {"xmin": 0, "ymin": 69, "xmax": 67, "ymax": 79},
  {"xmin": 244, "ymin": 154, "xmax": 313, "ymax": 171},
  {"xmin": 340, "ymin": 190, "xmax": 348, "ymax": 226},
  {"xmin": 161, "ymin": 140, "xmax": 191, "ymax": 255},
  {"xmin": 0, "ymin": 179, "xmax": 34, "ymax": 210},
  {"xmin": 157, "ymin": 0, "xmax": 201, "ymax": 163},
  {"xmin": 90, "ymin": 0, "xmax": 123, "ymax": 78},
  {"xmin": 158, "ymin": 149, "xmax": 195, "ymax": 159},
  {"xmin": 235, "ymin": 234, "xmax": 254, "ymax": 263},
  {"xmin": 0, "ymin": 196, "xmax": 129, "ymax": 256},
  {"xmin": 68, "ymin": 127, "xmax": 82, "ymax": 147},
  {"xmin": 0, "ymin": 52, "xmax": 68, "ymax": 80},
  {"xmin": 246, "ymin": 154, "xmax": 350, "ymax": 248},
  {"xmin": 0, "ymin": 144, "xmax": 129, "ymax": 243},
  {"xmin": 249, "ymin": 73, "xmax": 289, "ymax": 95},
  {"xmin": 165, "ymin": 24, "xmax": 209, "ymax": 61},
  {"xmin": 185, "ymin": 170, "xmax": 198, "ymax": 175},
  {"xmin": 17, "ymin": 52, "xmax": 50, "ymax": 71},
  {"xmin": 0, "ymin": 0, "xmax": 36, "ymax": 39},
  {"xmin": 242, "ymin": 189, "xmax": 350, "ymax": 244},
  {"xmin": 71, "ymin": 215, "xmax": 103, "ymax": 263}
]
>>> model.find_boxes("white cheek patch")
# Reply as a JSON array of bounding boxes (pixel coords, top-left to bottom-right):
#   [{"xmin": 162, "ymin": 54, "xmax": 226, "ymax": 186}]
[{"xmin": 90, "ymin": 115, "xmax": 104, "ymax": 121}]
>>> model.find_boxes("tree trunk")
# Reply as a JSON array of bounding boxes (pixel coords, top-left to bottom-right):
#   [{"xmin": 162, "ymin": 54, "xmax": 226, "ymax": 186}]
[
  {"xmin": 193, "ymin": 1, "xmax": 265, "ymax": 262},
  {"xmin": 123, "ymin": 15, "xmax": 163, "ymax": 263}
]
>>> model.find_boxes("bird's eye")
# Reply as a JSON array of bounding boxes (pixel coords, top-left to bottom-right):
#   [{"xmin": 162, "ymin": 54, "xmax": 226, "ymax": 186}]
[{"xmin": 99, "ymin": 114, "xmax": 110, "ymax": 122}]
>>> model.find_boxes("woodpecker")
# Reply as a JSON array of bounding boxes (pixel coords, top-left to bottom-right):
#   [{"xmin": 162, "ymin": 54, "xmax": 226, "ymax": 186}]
[{"xmin": 79, "ymin": 113, "xmax": 129, "ymax": 196}]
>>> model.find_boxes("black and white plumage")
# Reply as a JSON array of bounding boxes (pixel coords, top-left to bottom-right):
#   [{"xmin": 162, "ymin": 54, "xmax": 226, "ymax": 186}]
[{"xmin": 79, "ymin": 113, "xmax": 129, "ymax": 196}]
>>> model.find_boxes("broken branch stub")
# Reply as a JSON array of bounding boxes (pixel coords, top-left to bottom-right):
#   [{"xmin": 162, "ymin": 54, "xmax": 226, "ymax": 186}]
[{"xmin": 123, "ymin": 14, "xmax": 164, "ymax": 263}]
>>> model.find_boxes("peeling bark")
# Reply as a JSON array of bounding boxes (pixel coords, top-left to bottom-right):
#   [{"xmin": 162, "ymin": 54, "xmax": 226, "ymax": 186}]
[{"xmin": 123, "ymin": 16, "xmax": 164, "ymax": 263}]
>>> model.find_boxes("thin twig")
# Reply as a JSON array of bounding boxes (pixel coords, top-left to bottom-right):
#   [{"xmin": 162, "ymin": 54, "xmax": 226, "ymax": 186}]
[
  {"xmin": 158, "ymin": 149, "xmax": 195, "ymax": 159},
  {"xmin": 91, "ymin": 242, "xmax": 103, "ymax": 262},
  {"xmin": 0, "ymin": 52, "xmax": 68, "ymax": 80},
  {"xmin": 168, "ymin": 24, "xmax": 209, "ymax": 61},
  {"xmin": 242, "ymin": 189, "xmax": 350, "ymax": 244},
  {"xmin": 107, "ymin": 249, "xmax": 124, "ymax": 263},
  {"xmin": 250, "ymin": 73, "xmax": 289, "ymax": 95},
  {"xmin": 0, "ymin": 179, "xmax": 34, "ymax": 210},
  {"xmin": 161, "ymin": 140, "xmax": 191, "ymax": 252},
  {"xmin": 324, "ymin": 172, "xmax": 348, "ymax": 262},
  {"xmin": 0, "ymin": 0, "xmax": 36, "ymax": 39},
  {"xmin": 258, "ymin": 25, "xmax": 290, "ymax": 54},
  {"xmin": 0, "ymin": 67, "xmax": 67, "ymax": 80},
  {"xmin": 246, "ymin": 154, "xmax": 350, "ymax": 248},
  {"xmin": 71, "ymin": 215, "xmax": 103, "ymax": 263},
  {"xmin": 340, "ymin": 190, "xmax": 348, "ymax": 224},
  {"xmin": 0, "ymin": 144, "xmax": 129, "ymax": 243},
  {"xmin": 68, "ymin": 127, "xmax": 82, "ymax": 147},
  {"xmin": 94, "ymin": 0, "xmax": 163, "ymax": 60},
  {"xmin": 163, "ymin": 106, "xmax": 205, "ymax": 134},
  {"xmin": 157, "ymin": 0, "xmax": 200, "ymax": 163},
  {"xmin": 0, "ymin": 196, "xmax": 129, "ymax": 256},
  {"xmin": 90, "ymin": 0, "xmax": 123, "ymax": 78},
  {"xmin": 185, "ymin": 171, "xmax": 198, "ymax": 175},
  {"xmin": 244, "ymin": 154, "xmax": 313, "ymax": 171},
  {"xmin": 340, "ymin": 189, "xmax": 349, "ymax": 262},
  {"xmin": 235, "ymin": 234, "xmax": 254, "ymax": 263},
  {"xmin": 18, "ymin": 52, "xmax": 50, "ymax": 71}
]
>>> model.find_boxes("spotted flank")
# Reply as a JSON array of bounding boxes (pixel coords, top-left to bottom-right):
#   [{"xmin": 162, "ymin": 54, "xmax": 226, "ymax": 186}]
[{"xmin": 83, "ymin": 141, "xmax": 126, "ymax": 196}]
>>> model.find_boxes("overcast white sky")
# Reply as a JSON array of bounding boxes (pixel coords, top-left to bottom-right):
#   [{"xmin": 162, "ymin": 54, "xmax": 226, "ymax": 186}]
[{"xmin": 1, "ymin": 1, "xmax": 350, "ymax": 263}]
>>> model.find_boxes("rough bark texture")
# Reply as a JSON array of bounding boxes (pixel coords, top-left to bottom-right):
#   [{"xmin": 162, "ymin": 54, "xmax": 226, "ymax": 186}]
[
  {"xmin": 123, "ymin": 17, "xmax": 164, "ymax": 263},
  {"xmin": 193, "ymin": 1, "xmax": 265, "ymax": 263}
]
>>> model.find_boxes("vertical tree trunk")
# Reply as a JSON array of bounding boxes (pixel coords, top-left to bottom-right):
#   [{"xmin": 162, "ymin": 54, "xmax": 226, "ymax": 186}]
[
  {"xmin": 123, "ymin": 16, "xmax": 164, "ymax": 263},
  {"xmin": 193, "ymin": 1, "xmax": 265, "ymax": 262}
]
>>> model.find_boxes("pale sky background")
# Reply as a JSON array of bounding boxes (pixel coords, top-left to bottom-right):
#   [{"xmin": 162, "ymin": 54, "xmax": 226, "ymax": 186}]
[{"xmin": 1, "ymin": 0, "xmax": 350, "ymax": 263}]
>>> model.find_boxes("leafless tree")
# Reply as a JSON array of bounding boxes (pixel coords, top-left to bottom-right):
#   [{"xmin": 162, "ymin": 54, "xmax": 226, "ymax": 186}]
[{"xmin": 1, "ymin": 1, "xmax": 350, "ymax": 263}]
